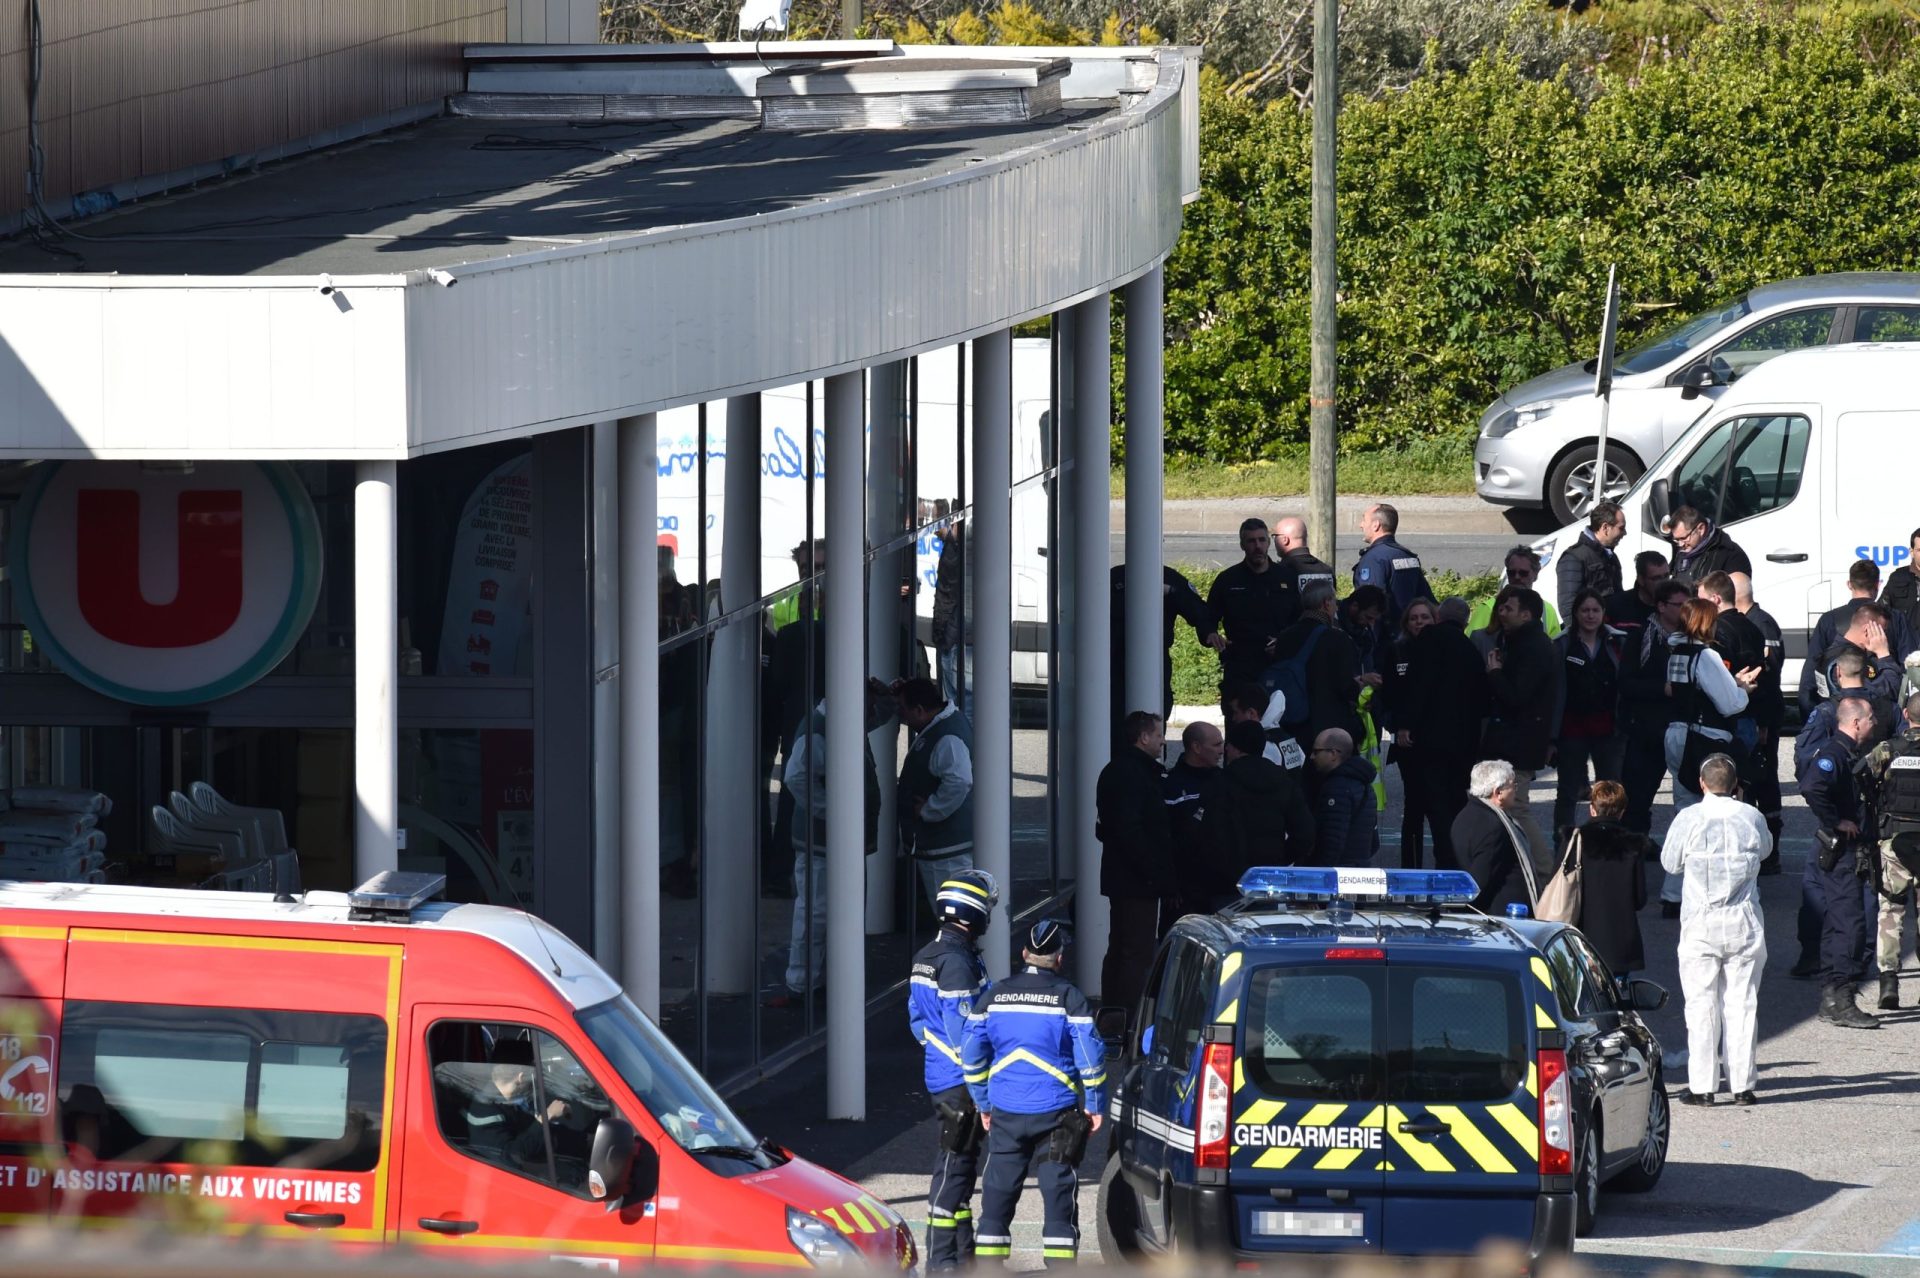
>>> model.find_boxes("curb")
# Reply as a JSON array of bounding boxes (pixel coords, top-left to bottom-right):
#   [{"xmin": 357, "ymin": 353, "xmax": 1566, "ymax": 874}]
[{"xmin": 1111, "ymin": 493, "xmax": 1516, "ymax": 536}]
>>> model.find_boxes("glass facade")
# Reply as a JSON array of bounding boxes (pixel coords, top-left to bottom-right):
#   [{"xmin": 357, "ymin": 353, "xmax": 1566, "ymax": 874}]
[{"xmin": 0, "ymin": 336, "xmax": 1067, "ymax": 1088}]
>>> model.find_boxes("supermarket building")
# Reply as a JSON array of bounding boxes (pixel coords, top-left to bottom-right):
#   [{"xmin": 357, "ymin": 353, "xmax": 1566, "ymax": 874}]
[{"xmin": 0, "ymin": 0, "xmax": 1194, "ymax": 1113}]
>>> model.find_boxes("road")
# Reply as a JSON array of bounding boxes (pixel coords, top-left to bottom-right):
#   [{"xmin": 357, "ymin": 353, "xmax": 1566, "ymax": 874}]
[
  {"xmin": 731, "ymin": 744, "xmax": 1920, "ymax": 1275},
  {"xmin": 1145, "ymin": 529, "xmax": 1521, "ymax": 579}
]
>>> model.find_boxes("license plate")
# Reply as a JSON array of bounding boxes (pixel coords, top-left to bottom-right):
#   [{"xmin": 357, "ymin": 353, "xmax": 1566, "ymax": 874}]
[{"xmin": 1251, "ymin": 1210, "xmax": 1365, "ymax": 1239}]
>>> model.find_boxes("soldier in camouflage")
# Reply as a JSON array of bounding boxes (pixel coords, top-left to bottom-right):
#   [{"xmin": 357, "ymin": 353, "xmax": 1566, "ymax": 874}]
[{"xmin": 1864, "ymin": 691, "xmax": 1920, "ymax": 1010}]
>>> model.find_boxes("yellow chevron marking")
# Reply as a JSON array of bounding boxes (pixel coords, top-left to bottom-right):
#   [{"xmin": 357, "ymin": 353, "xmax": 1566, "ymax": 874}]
[
  {"xmin": 1487, "ymin": 1102, "xmax": 1539, "ymax": 1155},
  {"xmin": 821, "ymin": 1207, "xmax": 853, "ymax": 1233},
  {"xmin": 860, "ymin": 1195, "xmax": 897, "ymax": 1226},
  {"xmin": 1218, "ymin": 998, "xmax": 1239, "ymax": 1024},
  {"xmin": 1233, "ymin": 1057, "xmax": 1246, "ymax": 1095},
  {"xmin": 1426, "ymin": 1105, "xmax": 1517, "ymax": 1174},
  {"xmin": 847, "ymin": 1201, "xmax": 878, "ymax": 1232},
  {"xmin": 1536, "ymin": 1003, "xmax": 1558, "ymax": 1029},
  {"xmin": 1386, "ymin": 1106, "xmax": 1456, "ymax": 1173},
  {"xmin": 1379, "ymin": 1160, "xmax": 1395, "ymax": 1172},
  {"xmin": 1253, "ymin": 1146, "xmax": 1302, "ymax": 1170},
  {"xmin": 1220, "ymin": 951, "xmax": 1243, "ymax": 985},
  {"xmin": 1531, "ymin": 956, "xmax": 1554, "ymax": 990},
  {"xmin": 1299, "ymin": 1103, "xmax": 1347, "ymax": 1127},
  {"xmin": 1316, "ymin": 1146, "xmax": 1368, "ymax": 1171},
  {"xmin": 1237, "ymin": 1099, "xmax": 1284, "ymax": 1127},
  {"xmin": 1526, "ymin": 1062, "xmax": 1538, "ymax": 1098}
]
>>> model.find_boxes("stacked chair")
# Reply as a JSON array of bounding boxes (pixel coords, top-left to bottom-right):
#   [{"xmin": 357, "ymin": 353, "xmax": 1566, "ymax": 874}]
[
  {"xmin": 0, "ymin": 787, "xmax": 111, "ymax": 884},
  {"xmin": 149, "ymin": 783, "xmax": 300, "ymax": 894}
]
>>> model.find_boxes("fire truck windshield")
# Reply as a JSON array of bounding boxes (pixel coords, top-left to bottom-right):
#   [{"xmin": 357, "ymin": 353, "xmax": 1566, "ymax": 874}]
[{"xmin": 578, "ymin": 994, "xmax": 759, "ymax": 1153}]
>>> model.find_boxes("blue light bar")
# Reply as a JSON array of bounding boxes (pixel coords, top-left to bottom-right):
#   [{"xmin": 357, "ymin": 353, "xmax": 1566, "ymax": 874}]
[{"xmin": 1236, "ymin": 867, "xmax": 1480, "ymax": 905}]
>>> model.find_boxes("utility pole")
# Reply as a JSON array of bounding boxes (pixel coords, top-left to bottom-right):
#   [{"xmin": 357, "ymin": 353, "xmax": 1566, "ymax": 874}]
[
  {"xmin": 842, "ymin": 0, "xmax": 860, "ymax": 37},
  {"xmin": 1307, "ymin": 0, "xmax": 1338, "ymax": 560}
]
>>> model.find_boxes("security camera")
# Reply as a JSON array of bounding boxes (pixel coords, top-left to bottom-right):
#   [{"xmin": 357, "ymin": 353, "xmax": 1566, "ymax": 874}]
[
  {"xmin": 317, "ymin": 274, "xmax": 336, "ymax": 296},
  {"xmin": 428, "ymin": 269, "xmax": 458, "ymax": 289}
]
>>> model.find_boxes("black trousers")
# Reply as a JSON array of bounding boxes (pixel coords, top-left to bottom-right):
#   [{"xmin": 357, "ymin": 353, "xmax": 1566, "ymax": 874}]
[
  {"xmin": 976, "ymin": 1107, "xmax": 1082, "ymax": 1267},
  {"xmin": 1100, "ymin": 896, "xmax": 1168, "ymax": 1017},
  {"xmin": 1819, "ymin": 856, "xmax": 1870, "ymax": 990},
  {"xmin": 926, "ymin": 1086, "xmax": 981, "ymax": 1270},
  {"xmin": 1621, "ymin": 728, "xmax": 1668, "ymax": 834},
  {"xmin": 1403, "ymin": 749, "xmax": 1469, "ymax": 869}
]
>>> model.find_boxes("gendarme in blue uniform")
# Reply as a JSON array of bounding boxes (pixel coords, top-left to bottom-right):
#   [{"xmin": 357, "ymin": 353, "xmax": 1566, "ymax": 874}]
[
  {"xmin": 1798, "ymin": 735, "xmax": 1868, "ymax": 994},
  {"xmin": 1353, "ymin": 533, "xmax": 1432, "ymax": 629},
  {"xmin": 963, "ymin": 945, "xmax": 1106, "ymax": 1267},
  {"xmin": 911, "ymin": 906, "xmax": 993, "ymax": 1270}
]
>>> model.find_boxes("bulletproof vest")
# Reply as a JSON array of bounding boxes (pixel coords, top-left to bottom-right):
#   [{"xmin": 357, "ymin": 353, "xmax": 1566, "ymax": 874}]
[
  {"xmin": 1666, "ymin": 639, "xmax": 1733, "ymax": 733},
  {"xmin": 1876, "ymin": 733, "xmax": 1920, "ymax": 848}
]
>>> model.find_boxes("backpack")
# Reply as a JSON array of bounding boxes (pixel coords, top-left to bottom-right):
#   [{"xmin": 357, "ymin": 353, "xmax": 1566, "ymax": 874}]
[{"xmin": 1262, "ymin": 625, "xmax": 1325, "ymax": 730}]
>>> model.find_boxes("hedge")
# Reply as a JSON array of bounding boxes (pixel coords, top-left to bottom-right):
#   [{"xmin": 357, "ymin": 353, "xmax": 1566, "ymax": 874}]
[{"xmin": 1155, "ymin": 15, "xmax": 1920, "ymax": 462}]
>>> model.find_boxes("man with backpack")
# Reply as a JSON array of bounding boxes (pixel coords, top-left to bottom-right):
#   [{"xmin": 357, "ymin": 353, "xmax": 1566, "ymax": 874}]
[{"xmin": 1267, "ymin": 581, "xmax": 1365, "ymax": 747}]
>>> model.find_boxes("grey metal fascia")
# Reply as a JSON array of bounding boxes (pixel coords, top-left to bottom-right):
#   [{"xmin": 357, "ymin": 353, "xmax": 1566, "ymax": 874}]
[{"xmin": 400, "ymin": 48, "xmax": 1193, "ymax": 455}]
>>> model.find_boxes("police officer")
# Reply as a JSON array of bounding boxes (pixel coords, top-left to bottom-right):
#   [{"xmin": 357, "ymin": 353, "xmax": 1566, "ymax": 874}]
[
  {"xmin": 1863, "ymin": 694, "xmax": 1920, "ymax": 1010},
  {"xmin": 1272, "ymin": 516, "xmax": 1336, "ymax": 601},
  {"xmin": 910, "ymin": 869, "xmax": 1000, "ymax": 1269},
  {"xmin": 1353, "ymin": 502, "xmax": 1433, "ymax": 640},
  {"xmin": 1799, "ymin": 698, "xmax": 1881, "ymax": 1029},
  {"xmin": 964, "ymin": 920, "xmax": 1106, "ymax": 1268},
  {"xmin": 1200, "ymin": 519, "xmax": 1293, "ymax": 692}
]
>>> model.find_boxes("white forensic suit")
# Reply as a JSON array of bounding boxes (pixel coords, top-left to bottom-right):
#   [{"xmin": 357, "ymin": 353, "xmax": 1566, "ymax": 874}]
[{"xmin": 1660, "ymin": 791, "xmax": 1770, "ymax": 1097}]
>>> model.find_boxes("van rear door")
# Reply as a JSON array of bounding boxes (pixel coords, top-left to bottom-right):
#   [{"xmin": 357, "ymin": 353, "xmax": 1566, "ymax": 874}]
[
  {"xmin": 1229, "ymin": 957, "xmax": 1386, "ymax": 1255},
  {"xmin": 58, "ymin": 928, "xmax": 401, "ymax": 1245},
  {"xmin": 1378, "ymin": 961, "xmax": 1541, "ymax": 1253},
  {"xmin": 1, "ymin": 922, "xmax": 66, "ymax": 1224}
]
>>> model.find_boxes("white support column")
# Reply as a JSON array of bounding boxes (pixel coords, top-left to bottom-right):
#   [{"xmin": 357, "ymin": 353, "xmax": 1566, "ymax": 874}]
[
  {"xmin": 971, "ymin": 331, "xmax": 1014, "ymax": 978},
  {"xmin": 1124, "ymin": 265, "xmax": 1167, "ymax": 720},
  {"xmin": 354, "ymin": 461, "xmax": 399, "ymax": 883},
  {"xmin": 825, "ymin": 370, "xmax": 868, "ymax": 1120},
  {"xmin": 866, "ymin": 361, "xmax": 907, "ymax": 934},
  {"xmin": 1070, "ymin": 296, "xmax": 1113, "ymax": 996},
  {"xmin": 619, "ymin": 413, "xmax": 662, "ymax": 1018},
  {"xmin": 702, "ymin": 395, "xmax": 762, "ymax": 994}
]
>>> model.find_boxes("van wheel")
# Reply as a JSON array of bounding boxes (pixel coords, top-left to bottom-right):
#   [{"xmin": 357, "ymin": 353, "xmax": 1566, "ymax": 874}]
[
  {"xmin": 1096, "ymin": 1154, "xmax": 1142, "ymax": 1263},
  {"xmin": 1610, "ymin": 1078, "xmax": 1670, "ymax": 1192},
  {"xmin": 1574, "ymin": 1118, "xmax": 1602, "ymax": 1237},
  {"xmin": 1548, "ymin": 445, "xmax": 1642, "ymax": 526}
]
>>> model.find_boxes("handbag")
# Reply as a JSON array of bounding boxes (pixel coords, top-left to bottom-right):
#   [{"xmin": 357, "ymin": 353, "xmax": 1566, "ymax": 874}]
[{"xmin": 1535, "ymin": 829, "xmax": 1584, "ymax": 925}]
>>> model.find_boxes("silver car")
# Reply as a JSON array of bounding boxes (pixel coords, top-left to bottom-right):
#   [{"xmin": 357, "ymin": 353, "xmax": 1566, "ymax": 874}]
[{"xmin": 1475, "ymin": 272, "xmax": 1920, "ymax": 525}]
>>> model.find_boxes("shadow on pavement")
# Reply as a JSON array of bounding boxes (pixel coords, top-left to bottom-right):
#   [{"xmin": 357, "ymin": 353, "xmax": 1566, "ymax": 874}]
[{"xmin": 1591, "ymin": 1160, "xmax": 1868, "ymax": 1241}]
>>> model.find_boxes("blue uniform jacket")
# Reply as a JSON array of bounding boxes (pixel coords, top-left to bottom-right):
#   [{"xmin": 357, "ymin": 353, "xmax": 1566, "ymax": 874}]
[
  {"xmin": 1353, "ymin": 535, "xmax": 1432, "ymax": 626},
  {"xmin": 909, "ymin": 927, "xmax": 989, "ymax": 1095},
  {"xmin": 1798, "ymin": 737, "xmax": 1863, "ymax": 832},
  {"xmin": 961, "ymin": 966, "xmax": 1106, "ymax": 1116}
]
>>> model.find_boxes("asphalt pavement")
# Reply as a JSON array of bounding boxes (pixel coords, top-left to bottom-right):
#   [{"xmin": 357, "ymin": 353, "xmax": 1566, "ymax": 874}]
[{"xmin": 729, "ymin": 743, "xmax": 1920, "ymax": 1275}]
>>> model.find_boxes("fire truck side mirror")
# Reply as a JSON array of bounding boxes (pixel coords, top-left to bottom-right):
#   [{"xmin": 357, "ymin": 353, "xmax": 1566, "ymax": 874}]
[{"xmin": 589, "ymin": 1117, "xmax": 640, "ymax": 1204}]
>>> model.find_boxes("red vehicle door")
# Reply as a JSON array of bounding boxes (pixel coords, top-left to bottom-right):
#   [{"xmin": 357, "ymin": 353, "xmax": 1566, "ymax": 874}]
[
  {"xmin": 54, "ymin": 927, "xmax": 402, "ymax": 1248},
  {"xmin": 1, "ymin": 922, "xmax": 66, "ymax": 1226},
  {"xmin": 396, "ymin": 1005, "xmax": 658, "ymax": 1268}
]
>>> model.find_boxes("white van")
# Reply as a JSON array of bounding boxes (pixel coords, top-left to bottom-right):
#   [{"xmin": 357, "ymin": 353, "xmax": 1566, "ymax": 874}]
[
  {"xmin": 1533, "ymin": 342, "xmax": 1920, "ymax": 689},
  {"xmin": 655, "ymin": 340, "xmax": 1056, "ymax": 686}
]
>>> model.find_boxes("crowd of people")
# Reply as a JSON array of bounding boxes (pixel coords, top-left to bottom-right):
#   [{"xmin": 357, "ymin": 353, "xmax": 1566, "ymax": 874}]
[{"xmin": 1092, "ymin": 502, "xmax": 1920, "ymax": 1098}]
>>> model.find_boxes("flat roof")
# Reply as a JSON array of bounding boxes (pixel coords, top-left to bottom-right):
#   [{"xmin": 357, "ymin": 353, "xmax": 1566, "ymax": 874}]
[{"xmin": 0, "ymin": 108, "xmax": 1109, "ymax": 279}]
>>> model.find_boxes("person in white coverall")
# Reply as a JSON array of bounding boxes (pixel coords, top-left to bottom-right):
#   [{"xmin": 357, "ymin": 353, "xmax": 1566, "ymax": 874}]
[{"xmin": 1660, "ymin": 752, "xmax": 1770, "ymax": 1106}]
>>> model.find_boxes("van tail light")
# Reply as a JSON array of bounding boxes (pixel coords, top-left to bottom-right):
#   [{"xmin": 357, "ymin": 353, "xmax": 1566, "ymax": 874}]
[
  {"xmin": 1324, "ymin": 947, "xmax": 1385, "ymax": 961},
  {"xmin": 1537, "ymin": 1048, "xmax": 1572, "ymax": 1176},
  {"xmin": 1195, "ymin": 1041, "xmax": 1234, "ymax": 1171}
]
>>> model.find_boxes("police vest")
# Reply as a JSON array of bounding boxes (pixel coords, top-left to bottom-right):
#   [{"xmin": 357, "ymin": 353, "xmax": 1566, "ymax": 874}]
[
  {"xmin": 1666, "ymin": 639, "xmax": 1734, "ymax": 734},
  {"xmin": 1876, "ymin": 733, "xmax": 1920, "ymax": 846},
  {"xmin": 900, "ymin": 709, "xmax": 974, "ymax": 858}
]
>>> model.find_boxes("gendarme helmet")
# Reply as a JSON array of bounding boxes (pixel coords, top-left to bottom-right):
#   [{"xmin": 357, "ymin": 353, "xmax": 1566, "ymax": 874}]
[{"xmin": 936, "ymin": 869, "xmax": 1000, "ymax": 934}]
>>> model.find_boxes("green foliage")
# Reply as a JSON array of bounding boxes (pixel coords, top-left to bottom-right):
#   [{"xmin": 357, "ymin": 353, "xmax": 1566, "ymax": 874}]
[
  {"xmin": 1165, "ymin": 565, "xmax": 1502, "ymax": 706},
  {"xmin": 1162, "ymin": 13, "xmax": 1920, "ymax": 464}
]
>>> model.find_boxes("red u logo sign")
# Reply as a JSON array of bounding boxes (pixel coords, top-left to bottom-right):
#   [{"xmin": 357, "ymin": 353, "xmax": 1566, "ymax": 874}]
[{"xmin": 75, "ymin": 489, "xmax": 244, "ymax": 648}]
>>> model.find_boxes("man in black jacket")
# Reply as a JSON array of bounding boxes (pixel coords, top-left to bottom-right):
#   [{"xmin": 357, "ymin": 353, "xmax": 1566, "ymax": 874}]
[
  {"xmin": 1482, "ymin": 586, "xmax": 1557, "ymax": 872},
  {"xmin": 1454, "ymin": 760, "xmax": 1536, "ymax": 916},
  {"xmin": 1111, "ymin": 563, "xmax": 1213, "ymax": 731},
  {"xmin": 1669, "ymin": 505, "xmax": 1753, "ymax": 581},
  {"xmin": 1194, "ymin": 720, "xmax": 1315, "ymax": 905},
  {"xmin": 1309, "ymin": 728, "xmax": 1377, "ymax": 867},
  {"xmin": 1879, "ymin": 529, "xmax": 1920, "ymax": 636},
  {"xmin": 1097, "ymin": 711, "xmax": 1176, "ymax": 1013},
  {"xmin": 1618, "ymin": 580, "xmax": 1691, "ymax": 834},
  {"xmin": 1273, "ymin": 516, "xmax": 1336, "ymax": 602},
  {"xmin": 1732, "ymin": 572, "xmax": 1788, "ymax": 871},
  {"xmin": 1801, "ymin": 562, "xmax": 1919, "ymax": 713},
  {"xmin": 1395, "ymin": 597, "xmax": 1487, "ymax": 869},
  {"xmin": 1269, "ymin": 582, "xmax": 1365, "ymax": 745},
  {"xmin": 1605, "ymin": 550, "xmax": 1670, "ymax": 633},
  {"xmin": 1556, "ymin": 500, "xmax": 1626, "ymax": 618},
  {"xmin": 1200, "ymin": 520, "xmax": 1293, "ymax": 693},
  {"xmin": 1164, "ymin": 721, "xmax": 1223, "ymax": 878}
]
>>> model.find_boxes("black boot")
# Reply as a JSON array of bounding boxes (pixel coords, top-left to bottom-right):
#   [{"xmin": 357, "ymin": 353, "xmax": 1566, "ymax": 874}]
[
  {"xmin": 1880, "ymin": 973, "xmax": 1900, "ymax": 1011},
  {"xmin": 1758, "ymin": 851, "xmax": 1782, "ymax": 877},
  {"xmin": 1819, "ymin": 986, "xmax": 1881, "ymax": 1029}
]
